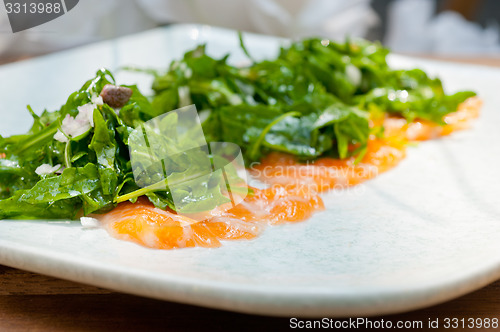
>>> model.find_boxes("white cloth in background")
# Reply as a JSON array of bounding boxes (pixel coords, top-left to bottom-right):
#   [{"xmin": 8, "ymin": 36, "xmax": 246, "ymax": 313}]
[
  {"xmin": 385, "ymin": 0, "xmax": 500, "ymax": 56},
  {"xmin": 138, "ymin": 0, "xmax": 378, "ymax": 40},
  {"xmin": 0, "ymin": 0, "xmax": 378, "ymax": 58}
]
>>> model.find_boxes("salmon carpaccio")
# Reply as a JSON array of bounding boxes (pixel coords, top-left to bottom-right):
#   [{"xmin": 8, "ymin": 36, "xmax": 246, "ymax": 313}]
[
  {"xmin": 99, "ymin": 185, "xmax": 323, "ymax": 249},
  {"xmin": 98, "ymin": 97, "xmax": 481, "ymax": 249}
]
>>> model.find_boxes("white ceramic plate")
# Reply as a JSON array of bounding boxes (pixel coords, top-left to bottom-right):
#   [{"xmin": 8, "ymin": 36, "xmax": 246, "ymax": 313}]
[{"xmin": 0, "ymin": 25, "xmax": 499, "ymax": 317}]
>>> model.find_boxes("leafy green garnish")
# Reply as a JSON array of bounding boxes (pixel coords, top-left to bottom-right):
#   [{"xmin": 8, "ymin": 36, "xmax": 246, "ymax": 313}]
[
  {"xmin": 151, "ymin": 37, "xmax": 474, "ymax": 164},
  {"xmin": 0, "ymin": 36, "xmax": 476, "ymax": 219}
]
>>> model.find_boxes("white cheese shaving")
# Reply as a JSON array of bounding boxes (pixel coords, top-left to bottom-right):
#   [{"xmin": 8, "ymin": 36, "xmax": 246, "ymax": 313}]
[
  {"xmin": 77, "ymin": 102, "xmax": 96, "ymax": 128},
  {"xmin": 91, "ymin": 94, "xmax": 104, "ymax": 106},
  {"xmin": 53, "ymin": 99, "xmax": 100, "ymax": 142},
  {"xmin": 80, "ymin": 217, "xmax": 100, "ymax": 229},
  {"xmin": 35, "ymin": 163, "xmax": 62, "ymax": 176},
  {"xmin": 53, "ymin": 129, "xmax": 69, "ymax": 143}
]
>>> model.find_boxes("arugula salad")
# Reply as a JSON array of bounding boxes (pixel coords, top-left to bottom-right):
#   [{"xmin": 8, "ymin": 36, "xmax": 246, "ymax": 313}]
[{"xmin": 0, "ymin": 36, "xmax": 476, "ymax": 220}]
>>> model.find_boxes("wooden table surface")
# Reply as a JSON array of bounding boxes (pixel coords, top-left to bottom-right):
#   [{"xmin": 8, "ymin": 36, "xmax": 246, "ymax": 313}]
[
  {"xmin": 1, "ymin": 56, "xmax": 499, "ymax": 331},
  {"xmin": 0, "ymin": 265, "xmax": 499, "ymax": 332}
]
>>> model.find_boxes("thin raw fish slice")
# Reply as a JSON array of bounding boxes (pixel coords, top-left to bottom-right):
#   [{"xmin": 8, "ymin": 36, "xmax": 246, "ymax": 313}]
[
  {"xmin": 98, "ymin": 197, "xmax": 262, "ymax": 249},
  {"xmin": 252, "ymin": 138, "xmax": 406, "ymax": 192},
  {"xmin": 224, "ymin": 185, "xmax": 324, "ymax": 225},
  {"xmin": 383, "ymin": 97, "xmax": 482, "ymax": 141},
  {"xmin": 98, "ymin": 185, "xmax": 323, "ymax": 249}
]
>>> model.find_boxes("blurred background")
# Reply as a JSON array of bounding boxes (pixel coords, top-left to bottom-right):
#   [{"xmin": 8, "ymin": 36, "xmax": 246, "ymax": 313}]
[{"xmin": 0, "ymin": 0, "xmax": 499, "ymax": 64}]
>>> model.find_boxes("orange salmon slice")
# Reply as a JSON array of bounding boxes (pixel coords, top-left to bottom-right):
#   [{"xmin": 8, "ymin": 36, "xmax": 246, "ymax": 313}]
[
  {"xmin": 383, "ymin": 97, "xmax": 482, "ymax": 141},
  {"xmin": 98, "ymin": 185, "xmax": 324, "ymax": 249},
  {"xmin": 98, "ymin": 98, "xmax": 480, "ymax": 249},
  {"xmin": 252, "ymin": 138, "xmax": 406, "ymax": 192},
  {"xmin": 98, "ymin": 197, "xmax": 262, "ymax": 249}
]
